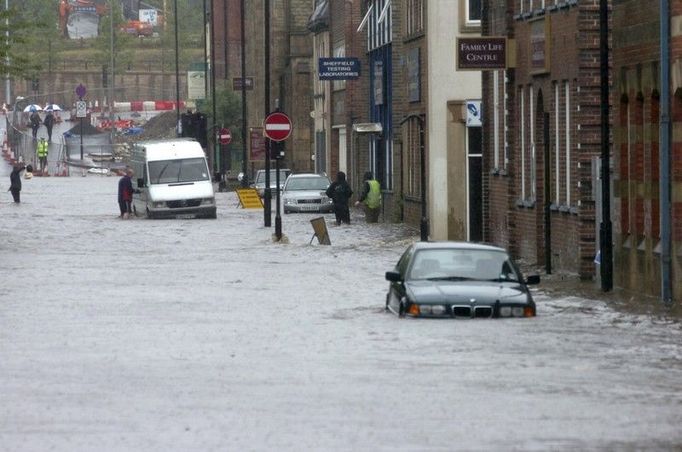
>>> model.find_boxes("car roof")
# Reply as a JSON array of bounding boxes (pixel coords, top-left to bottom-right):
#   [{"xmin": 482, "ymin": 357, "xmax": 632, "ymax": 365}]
[
  {"xmin": 287, "ymin": 173, "xmax": 328, "ymax": 178},
  {"xmin": 411, "ymin": 241, "xmax": 507, "ymax": 253}
]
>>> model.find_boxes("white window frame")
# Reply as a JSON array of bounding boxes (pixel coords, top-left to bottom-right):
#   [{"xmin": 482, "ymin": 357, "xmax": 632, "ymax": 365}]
[
  {"xmin": 357, "ymin": 3, "xmax": 373, "ymax": 33},
  {"xmin": 529, "ymin": 85, "xmax": 536, "ymax": 200},
  {"xmin": 565, "ymin": 81, "xmax": 571, "ymax": 206},
  {"xmin": 554, "ymin": 82, "xmax": 560, "ymax": 203},
  {"xmin": 502, "ymin": 69, "xmax": 509, "ymax": 169},
  {"xmin": 493, "ymin": 71, "xmax": 500, "ymax": 169},
  {"xmin": 465, "ymin": 0, "xmax": 481, "ymax": 27},
  {"xmin": 520, "ymin": 86, "xmax": 526, "ymax": 199}
]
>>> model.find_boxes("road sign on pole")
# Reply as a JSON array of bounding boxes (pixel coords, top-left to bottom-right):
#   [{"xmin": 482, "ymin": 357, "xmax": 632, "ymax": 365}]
[
  {"xmin": 218, "ymin": 127, "xmax": 232, "ymax": 145},
  {"xmin": 263, "ymin": 112, "xmax": 292, "ymax": 142},
  {"xmin": 75, "ymin": 84, "xmax": 87, "ymax": 99},
  {"xmin": 76, "ymin": 101, "xmax": 87, "ymax": 118}
]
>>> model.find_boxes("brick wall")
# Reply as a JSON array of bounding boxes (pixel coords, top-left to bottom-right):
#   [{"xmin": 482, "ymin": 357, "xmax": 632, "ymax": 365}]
[{"xmin": 483, "ymin": 0, "xmax": 602, "ymax": 277}]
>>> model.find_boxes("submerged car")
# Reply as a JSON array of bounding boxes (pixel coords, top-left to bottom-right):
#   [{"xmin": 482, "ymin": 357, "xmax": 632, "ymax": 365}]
[
  {"xmin": 385, "ymin": 241, "xmax": 540, "ymax": 318},
  {"xmin": 251, "ymin": 168, "xmax": 291, "ymax": 198},
  {"xmin": 282, "ymin": 173, "xmax": 333, "ymax": 214}
]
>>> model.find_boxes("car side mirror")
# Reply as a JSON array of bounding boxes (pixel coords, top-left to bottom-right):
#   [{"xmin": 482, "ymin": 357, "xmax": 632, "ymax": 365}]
[
  {"xmin": 137, "ymin": 177, "xmax": 144, "ymax": 188},
  {"xmin": 385, "ymin": 271, "xmax": 402, "ymax": 282},
  {"xmin": 525, "ymin": 274, "xmax": 541, "ymax": 285}
]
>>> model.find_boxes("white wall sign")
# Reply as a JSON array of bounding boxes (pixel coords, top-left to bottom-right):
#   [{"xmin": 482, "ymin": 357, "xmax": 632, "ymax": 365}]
[
  {"xmin": 466, "ymin": 100, "xmax": 482, "ymax": 127},
  {"xmin": 139, "ymin": 9, "xmax": 158, "ymax": 26}
]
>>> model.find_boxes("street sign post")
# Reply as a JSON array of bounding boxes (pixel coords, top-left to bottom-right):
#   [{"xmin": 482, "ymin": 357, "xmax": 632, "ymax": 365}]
[
  {"xmin": 263, "ymin": 111, "xmax": 293, "ymax": 242},
  {"xmin": 75, "ymin": 101, "xmax": 87, "ymax": 118},
  {"xmin": 263, "ymin": 112, "xmax": 292, "ymax": 142},
  {"xmin": 218, "ymin": 127, "xmax": 232, "ymax": 145},
  {"xmin": 75, "ymin": 84, "xmax": 87, "ymax": 161}
]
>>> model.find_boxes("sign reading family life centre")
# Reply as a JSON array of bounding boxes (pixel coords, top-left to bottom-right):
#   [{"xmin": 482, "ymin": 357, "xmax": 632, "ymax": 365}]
[{"xmin": 456, "ymin": 37, "xmax": 510, "ymax": 70}]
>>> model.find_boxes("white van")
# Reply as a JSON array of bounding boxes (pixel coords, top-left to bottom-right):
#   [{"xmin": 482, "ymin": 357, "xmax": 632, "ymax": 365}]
[{"xmin": 130, "ymin": 139, "xmax": 217, "ymax": 219}]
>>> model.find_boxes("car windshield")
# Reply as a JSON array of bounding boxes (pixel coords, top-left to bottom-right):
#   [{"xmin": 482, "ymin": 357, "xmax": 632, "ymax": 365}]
[
  {"xmin": 407, "ymin": 248, "xmax": 520, "ymax": 282},
  {"xmin": 285, "ymin": 176, "xmax": 330, "ymax": 191},
  {"xmin": 255, "ymin": 170, "xmax": 289, "ymax": 184},
  {"xmin": 148, "ymin": 158, "xmax": 210, "ymax": 184}
]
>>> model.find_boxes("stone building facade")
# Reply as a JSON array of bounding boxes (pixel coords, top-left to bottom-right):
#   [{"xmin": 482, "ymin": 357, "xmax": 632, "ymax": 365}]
[
  {"xmin": 482, "ymin": 0, "xmax": 604, "ymax": 278},
  {"xmin": 212, "ymin": 0, "xmax": 314, "ymax": 176}
]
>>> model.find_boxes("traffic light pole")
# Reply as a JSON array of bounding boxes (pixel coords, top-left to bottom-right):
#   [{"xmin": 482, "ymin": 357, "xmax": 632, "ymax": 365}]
[{"xmin": 263, "ymin": 0, "xmax": 272, "ymax": 227}]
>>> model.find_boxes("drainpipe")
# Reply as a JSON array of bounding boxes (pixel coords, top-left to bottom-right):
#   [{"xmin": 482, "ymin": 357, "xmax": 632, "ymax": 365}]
[
  {"xmin": 599, "ymin": 0, "xmax": 613, "ymax": 291},
  {"xmin": 660, "ymin": 0, "xmax": 673, "ymax": 303}
]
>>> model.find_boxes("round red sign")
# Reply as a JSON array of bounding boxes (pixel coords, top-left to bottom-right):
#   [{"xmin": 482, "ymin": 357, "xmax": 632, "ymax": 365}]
[
  {"xmin": 263, "ymin": 112, "xmax": 292, "ymax": 142},
  {"xmin": 219, "ymin": 127, "xmax": 232, "ymax": 145}
]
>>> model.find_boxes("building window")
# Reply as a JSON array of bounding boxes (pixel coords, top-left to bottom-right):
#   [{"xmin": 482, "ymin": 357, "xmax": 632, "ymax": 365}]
[
  {"xmin": 466, "ymin": 0, "xmax": 481, "ymax": 26},
  {"xmin": 367, "ymin": 0, "xmax": 392, "ymax": 51},
  {"xmin": 553, "ymin": 82, "xmax": 559, "ymax": 203},
  {"xmin": 493, "ymin": 71, "xmax": 500, "ymax": 169},
  {"xmin": 405, "ymin": 0, "xmax": 423, "ymax": 37},
  {"xmin": 520, "ymin": 86, "xmax": 526, "ymax": 199},
  {"xmin": 333, "ymin": 43, "xmax": 346, "ymax": 91},
  {"xmin": 502, "ymin": 70, "xmax": 509, "ymax": 169},
  {"xmin": 564, "ymin": 80, "xmax": 571, "ymax": 206},
  {"xmin": 404, "ymin": 117, "xmax": 422, "ymax": 197},
  {"xmin": 529, "ymin": 85, "xmax": 536, "ymax": 201}
]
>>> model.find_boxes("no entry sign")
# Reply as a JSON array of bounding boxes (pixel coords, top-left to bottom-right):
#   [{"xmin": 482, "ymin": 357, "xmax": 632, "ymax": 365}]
[
  {"xmin": 218, "ymin": 127, "xmax": 232, "ymax": 145},
  {"xmin": 263, "ymin": 112, "xmax": 292, "ymax": 142}
]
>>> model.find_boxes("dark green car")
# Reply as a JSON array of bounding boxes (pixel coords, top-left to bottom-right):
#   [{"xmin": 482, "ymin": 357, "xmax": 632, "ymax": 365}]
[{"xmin": 385, "ymin": 242, "xmax": 540, "ymax": 318}]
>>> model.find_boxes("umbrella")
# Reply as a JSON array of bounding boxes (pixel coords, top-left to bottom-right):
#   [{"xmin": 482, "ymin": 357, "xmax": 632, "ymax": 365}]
[
  {"xmin": 23, "ymin": 104, "xmax": 43, "ymax": 113},
  {"xmin": 44, "ymin": 103, "xmax": 62, "ymax": 111}
]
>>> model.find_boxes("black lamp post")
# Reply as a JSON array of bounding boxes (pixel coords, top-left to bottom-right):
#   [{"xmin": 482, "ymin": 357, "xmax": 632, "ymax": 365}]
[
  {"xmin": 240, "ymin": 0, "xmax": 248, "ymax": 187},
  {"xmin": 174, "ymin": 0, "xmax": 181, "ymax": 134}
]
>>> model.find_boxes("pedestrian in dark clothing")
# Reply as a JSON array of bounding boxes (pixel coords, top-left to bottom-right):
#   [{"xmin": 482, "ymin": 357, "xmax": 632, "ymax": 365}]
[
  {"xmin": 29, "ymin": 111, "xmax": 41, "ymax": 139},
  {"xmin": 325, "ymin": 171, "xmax": 353, "ymax": 225},
  {"xmin": 118, "ymin": 168, "xmax": 136, "ymax": 218},
  {"xmin": 43, "ymin": 110, "xmax": 55, "ymax": 141},
  {"xmin": 9, "ymin": 164, "xmax": 25, "ymax": 203}
]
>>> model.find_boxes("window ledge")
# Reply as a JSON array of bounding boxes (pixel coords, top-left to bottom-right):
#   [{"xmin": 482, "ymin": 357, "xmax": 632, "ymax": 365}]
[{"xmin": 516, "ymin": 199, "xmax": 536, "ymax": 208}]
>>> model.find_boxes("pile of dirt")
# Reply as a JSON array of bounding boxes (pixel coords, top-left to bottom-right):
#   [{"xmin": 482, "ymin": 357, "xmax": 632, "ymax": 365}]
[{"xmin": 122, "ymin": 110, "xmax": 178, "ymax": 143}]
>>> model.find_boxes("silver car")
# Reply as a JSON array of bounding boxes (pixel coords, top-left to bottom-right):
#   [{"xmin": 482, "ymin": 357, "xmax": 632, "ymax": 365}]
[
  {"xmin": 252, "ymin": 168, "xmax": 291, "ymax": 198},
  {"xmin": 282, "ymin": 173, "xmax": 334, "ymax": 214}
]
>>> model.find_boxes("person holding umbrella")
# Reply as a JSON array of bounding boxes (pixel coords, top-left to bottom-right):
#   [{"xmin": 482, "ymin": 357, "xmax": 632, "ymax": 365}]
[
  {"xmin": 43, "ymin": 109, "xmax": 55, "ymax": 141},
  {"xmin": 29, "ymin": 109, "xmax": 41, "ymax": 139}
]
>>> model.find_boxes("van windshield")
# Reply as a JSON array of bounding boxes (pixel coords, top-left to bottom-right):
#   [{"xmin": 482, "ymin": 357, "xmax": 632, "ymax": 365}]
[{"xmin": 148, "ymin": 158, "xmax": 210, "ymax": 184}]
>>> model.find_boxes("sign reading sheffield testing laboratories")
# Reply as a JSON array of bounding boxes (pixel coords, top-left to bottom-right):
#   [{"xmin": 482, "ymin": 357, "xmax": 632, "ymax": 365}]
[
  {"xmin": 318, "ymin": 58, "xmax": 361, "ymax": 80},
  {"xmin": 456, "ymin": 37, "xmax": 509, "ymax": 70}
]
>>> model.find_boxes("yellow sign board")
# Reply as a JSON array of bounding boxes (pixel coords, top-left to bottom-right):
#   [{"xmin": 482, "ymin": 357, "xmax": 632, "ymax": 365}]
[{"xmin": 236, "ymin": 188, "xmax": 264, "ymax": 209}]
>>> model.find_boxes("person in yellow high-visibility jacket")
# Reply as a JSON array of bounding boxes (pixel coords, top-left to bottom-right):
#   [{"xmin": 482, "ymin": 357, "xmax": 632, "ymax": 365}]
[
  {"xmin": 355, "ymin": 171, "xmax": 382, "ymax": 223},
  {"xmin": 36, "ymin": 138, "xmax": 48, "ymax": 174}
]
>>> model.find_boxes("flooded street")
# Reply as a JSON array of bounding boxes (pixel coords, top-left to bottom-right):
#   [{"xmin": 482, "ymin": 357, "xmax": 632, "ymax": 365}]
[{"xmin": 1, "ymin": 176, "xmax": 681, "ymax": 450}]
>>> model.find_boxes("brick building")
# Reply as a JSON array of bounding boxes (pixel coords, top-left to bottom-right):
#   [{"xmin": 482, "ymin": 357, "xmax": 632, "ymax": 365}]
[
  {"xmin": 211, "ymin": 0, "xmax": 314, "ymax": 177},
  {"xmin": 481, "ymin": 0, "xmax": 604, "ymax": 278},
  {"xmin": 612, "ymin": 0, "xmax": 681, "ymax": 299}
]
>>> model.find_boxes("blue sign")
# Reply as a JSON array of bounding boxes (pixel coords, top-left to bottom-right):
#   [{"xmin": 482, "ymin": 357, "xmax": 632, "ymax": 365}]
[{"xmin": 318, "ymin": 58, "xmax": 361, "ymax": 80}]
